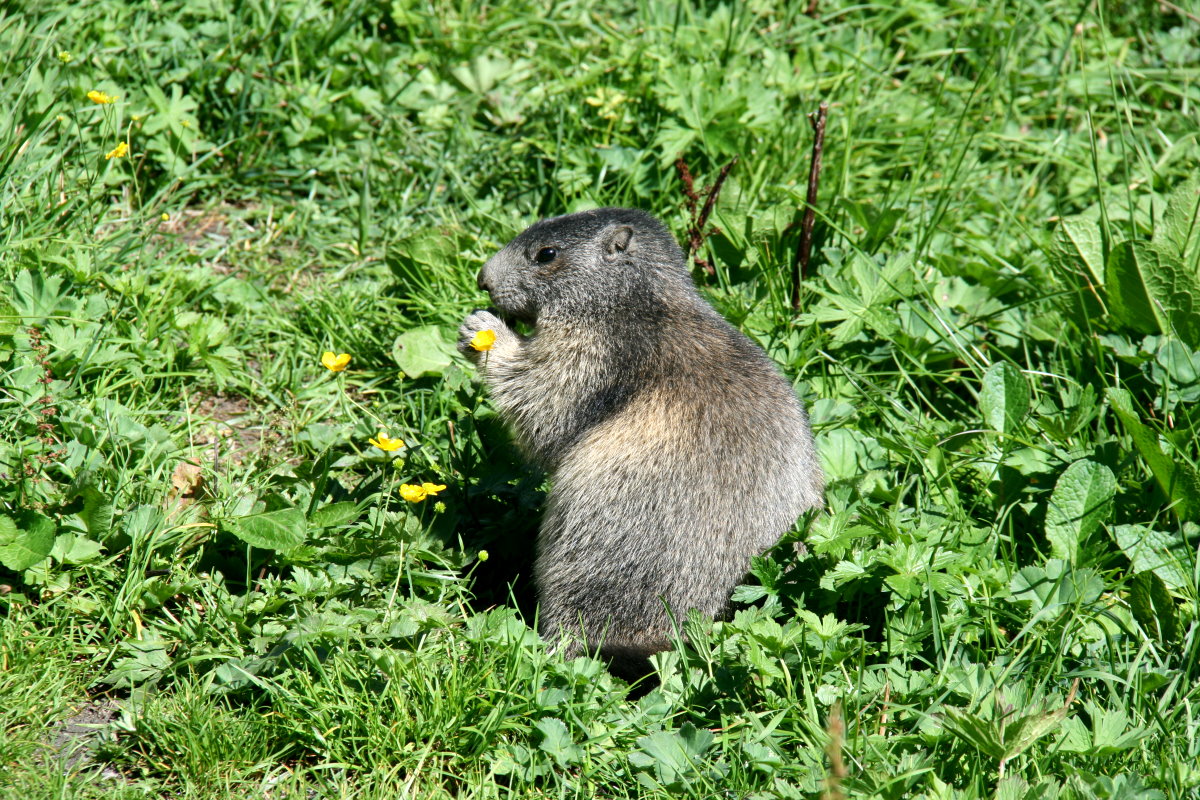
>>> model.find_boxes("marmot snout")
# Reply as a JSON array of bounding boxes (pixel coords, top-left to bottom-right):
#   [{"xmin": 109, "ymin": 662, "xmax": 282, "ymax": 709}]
[{"xmin": 458, "ymin": 208, "xmax": 824, "ymax": 674}]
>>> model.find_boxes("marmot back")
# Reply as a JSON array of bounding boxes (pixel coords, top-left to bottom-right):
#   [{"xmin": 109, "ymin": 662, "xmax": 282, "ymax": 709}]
[{"xmin": 458, "ymin": 208, "xmax": 824, "ymax": 675}]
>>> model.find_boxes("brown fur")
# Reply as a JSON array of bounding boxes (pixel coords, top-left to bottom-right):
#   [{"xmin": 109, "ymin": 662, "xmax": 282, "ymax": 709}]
[{"xmin": 458, "ymin": 208, "xmax": 823, "ymax": 674}]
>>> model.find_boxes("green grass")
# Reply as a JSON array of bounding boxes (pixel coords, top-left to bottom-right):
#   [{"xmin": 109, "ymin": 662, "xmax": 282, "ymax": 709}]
[{"xmin": 2, "ymin": 0, "xmax": 1199, "ymax": 797}]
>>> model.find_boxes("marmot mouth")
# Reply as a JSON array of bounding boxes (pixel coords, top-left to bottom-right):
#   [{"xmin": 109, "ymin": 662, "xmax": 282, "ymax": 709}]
[{"xmin": 491, "ymin": 305, "xmax": 536, "ymax": 328}]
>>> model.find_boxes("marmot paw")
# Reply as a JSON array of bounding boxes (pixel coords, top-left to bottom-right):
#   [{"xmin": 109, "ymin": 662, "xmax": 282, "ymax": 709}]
[{"xmin": 457, "ymin": 309, "xmax": 507, "ymax": 357}]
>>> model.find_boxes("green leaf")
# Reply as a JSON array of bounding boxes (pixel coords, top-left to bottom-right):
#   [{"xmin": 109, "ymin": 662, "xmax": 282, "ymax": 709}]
[
  {"xmin": 1044, "ymin": 461, "xmax": 1117, "ymax": 563},
  {"xmin": 1106, "ymin": 388, "xmax": 1200, "ymax": 522},
  {"xmin": 1106, "ymin": 241, "xmax": 1200, "ymax": 347},
  {"xmin": 1111, "ymin": 524, "xmax": 1194, "ymax": 591},
  {"xmin": 392, "ymin": 325, "xmax": 458, "ymax": 379},
  {"xmin": 0, "ymin": 512, "xmax": 56, "ymax": 571},
  {"xmin": 0, "ymin": 294, "xmax": 17, "ymax": 337},
  {"xmin": 1105, "ymin": 241, "xmax": 1160, "ymax": 335},
  {"xmin": 1055, "ymin": 215, "xmax": 1106, "ymax": 288},
  {"xmin": 534, "ymin": 718, "xmax": 580, "ymax": 767},
  {"xmin": 50, "ymin": 534, "xmax": 105, "ymax": 565},
  {"xmin": 308, "ymin": 502, "xmax": 360, "ymax": 529},
  {"xmin": 630, "ymin": 723, "xmax": 714, "ymax": 789},
  {"xmin": 979, "ymin": 361, "xmax": 1029, "ymax": 434},
  {"xmin": 226, "ymin": 507, "xmax": 307, "ymax": 552},
  {"xmin": 1129, "ymin": 571, "xmax": 1179, "ymax": 644},
  {"xmin": 103, "ymin": 631, "xmax": 172, "ymax": 689},
  {"xmin": 79, "ymin": 486, "xmax": 115, "ymax": 538},
  {"xmin": 1154, "ymin": 177, "xmax": 1200, "ymax": 266}
]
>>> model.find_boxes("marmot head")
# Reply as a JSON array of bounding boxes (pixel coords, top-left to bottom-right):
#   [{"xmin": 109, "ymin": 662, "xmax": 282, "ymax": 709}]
[{"xmin": 477, "ymin": 208, "xmax": 691, "ymax": 325}]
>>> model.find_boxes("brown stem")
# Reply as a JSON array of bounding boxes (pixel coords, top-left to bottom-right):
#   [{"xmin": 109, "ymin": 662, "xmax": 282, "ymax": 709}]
[
  {"xmin": 822, "ymin": 700, "xmax": 847, "ymax": 800},
  {"xmin": 675, "ymin": 156, "xmax": 738, "ymax": 275},
  {"xmin": 793, "ymin": 101, "xmax": 829, "ymax": 312}
]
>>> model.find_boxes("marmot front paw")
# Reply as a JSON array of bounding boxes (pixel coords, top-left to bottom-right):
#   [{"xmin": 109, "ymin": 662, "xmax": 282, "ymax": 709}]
[{"xmin": 457, "ymin": 309, "xmax": 508, "ymax": 358}]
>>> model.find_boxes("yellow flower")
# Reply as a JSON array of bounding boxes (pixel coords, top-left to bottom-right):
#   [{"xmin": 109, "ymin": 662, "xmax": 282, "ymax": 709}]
[
  {"xmin": 584, "ymin": 87, "xmax": 628, "ymax": 121},
  {"xmin": 470, "ymin": 329, "xmax": 496, "ymax": 352},
  {"xmin": 399, "ymin": 483, "xmax": 427, "ymax": 502},
  {"xmin": 161, "ymin": 212, "xmax": 170, "ymax": 222},
  {"xmin": 105, "ymin": 141, "xmax": 129, "ymax": 159},
  {"xmin": 399, "ymin": 482, "xmax": 447, "ymax": 503},
  {"xmin": 321, "ymin": 351, "xmax": 351, "ymax": 372},
  {"xmin": 87, "ymin": 90, "xmax": 117, "ymax": 104},
  {"xmin": 58, "ymin": 51, "xmax": 72, "ymax": 64},
  {"xmin": 368, "ymin": 433, "xmax": 404, "ymax": 452}
]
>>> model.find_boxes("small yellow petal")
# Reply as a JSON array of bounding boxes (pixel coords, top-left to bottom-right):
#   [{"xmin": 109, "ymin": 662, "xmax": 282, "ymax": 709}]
[
  {"xmin": 161, "ymin": 212, "xmax": 170, "ymax": 222},
  {"xmin": 470, "ymin": 329, "xmax": 496, "ymax": 352},
  {"xmin": 368, "ymin": 433, "xmax": 405, "ymax": 452},
  {"xmin": 104, "ymin": 141, "xmax": 129, "ymax": 159},
  {"xmin": 321, "ymin": 351, "xmax": 351, "ymax": 372},
  {"xmin": 87, "ymin": 90, "xmax": 117, "ymax": 104},
  {"xmin": 420, "ymin": 482, "xmax": 447, "ymax": 496}
]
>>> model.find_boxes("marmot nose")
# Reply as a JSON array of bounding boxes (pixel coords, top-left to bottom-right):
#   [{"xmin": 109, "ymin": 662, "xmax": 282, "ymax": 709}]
[{"xmin": 477, "ymin": 270, "xmax": 491, "ymax": 293}]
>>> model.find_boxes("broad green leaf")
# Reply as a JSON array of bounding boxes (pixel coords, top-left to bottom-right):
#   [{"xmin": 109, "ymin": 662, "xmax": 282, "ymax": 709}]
[
  {"xmin": 1105, "ymin": 241, "xmax": 1160, "ymax": 335},
  {"xmin": 392, "ymin": 325, "xmax": 457, "ymax": 379},
  {"xmin": 308, "ymin": 501, "xmax": 360, "ymax": 529},
  {"xmin": 1010, "ymin": 560, "xmax": 1105, "ymax": 616},
  {"xmin": 1055, "ymin": 215, "xmax": 1106, "ymax": 288},
  {"xmin": 103, "ymin": 631, "xmax": 172, "ymax": 689},
  {"xmin": 1106, "ymin": 241, "xmax": 1200, "ymax": 347},
  {"xmin": 630, "ymin": 723, "xmax": 714, "ymax": 788},
  {"xmin": 997, "ymin": 683, "xmax": 1078, "ymax": 768},
  {"xmin": 0, "ymin": 512, "xmax": 56, "ymax": 571},
  {"xmin": 534, "ymin": 718, "xmax": 580, "ymax": 767},
  {"xmin": 50, "ymin": 534, "xmax": 105, "ymax": 565},
  {"xmin": 1045, "ymin": 461, "xmax": 1117, "ymax": 563},
  {"xmin": 1111, "ymin": 524, "xmax": 1193, "ymax": 591},
  {"xmin": 227, "ymin": 507, "xmax": 307, "ymax": 551},
  {"xmin": 1106, "ymin": 388, "xmax": 1200, "ymax": 522},
  {"xmin": 1154, "ymin": 177, "xmax": 1200, "ymax": 266},
  {"xmin": 942, "ymin": 708, "xmax": 1006, "ymax": 761},
  {"xmin": 79, "ymin": 486, "xmax": 115, "ymax": 538},
  {"xmin": 979, "ymin": 361, "xmax": 1029, "ymax": 434},
  {"xmin": 1060, "ymin": 703, "xmax": 1147, "ymax": 756},
  {"xmin": 1140, "ymin": 242, "xmax": 1200, "ymax": 347},
  {"xmin": 1129, "ymin": 571, "xmax": 1178, "ymax": 643}
]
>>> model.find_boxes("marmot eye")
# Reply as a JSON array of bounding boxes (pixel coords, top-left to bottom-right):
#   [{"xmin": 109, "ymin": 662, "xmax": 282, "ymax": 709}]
[{"xmin": 534, "ymin": 247, "xmax": 558, "ymax": 264}]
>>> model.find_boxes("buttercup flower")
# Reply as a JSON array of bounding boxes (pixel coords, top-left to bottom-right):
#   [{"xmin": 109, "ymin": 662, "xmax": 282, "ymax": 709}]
[
  {"xmin": 470, "ymin": 329, "xmax": 496, "ymax": 352},
  {"xmin": 87, "ymin": 90, "xmax": 117, "ymax": 104},
  {"xmin": 478, "ymin": 550, "xmax": 489, "ymax": 562},
  {"xmin": 161, "ymin": 212, "xmax": 170, "ymax": 222},
  {"xmin": 399, "ymin": 482, "xmax": 447, "ymax": 503},
  {"xmin": 58, "ymin": 51, "xmax": 72, "ymax": 64},
  {"xmin": 368, "ymin": 433, "xmax": 404, "ymax": 452},
  {"xmin": 321, "ymin": 351, "xmax": 351, "ymax": 371},
  {"xmin": 584, "ymin": 87, "xmax": 628, "ymax": 121},
  {"xmin": 105, "ymin": 141, "xmax": 129, "ymax": 159}
]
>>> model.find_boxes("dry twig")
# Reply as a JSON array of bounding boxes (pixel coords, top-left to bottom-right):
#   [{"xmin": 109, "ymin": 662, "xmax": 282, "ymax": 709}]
[
  {"xmin": 793, "ymin": 101, "xmax": 829, "ymax": 312},
  {"xmin": 676, "ymin": 156, "xmax": 737, "ymax": 275}
]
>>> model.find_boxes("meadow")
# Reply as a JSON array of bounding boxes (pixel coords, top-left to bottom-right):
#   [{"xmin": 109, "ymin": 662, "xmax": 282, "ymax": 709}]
[{"xmin": 2, "ymin": 0, "xmax": 1199, "ymax": 797}]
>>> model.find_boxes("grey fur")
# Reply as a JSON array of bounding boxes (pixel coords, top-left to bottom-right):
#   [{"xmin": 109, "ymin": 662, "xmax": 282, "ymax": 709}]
[{"xmin": 458, "ymin": 208, "xmax": 824, "ymax": 670}]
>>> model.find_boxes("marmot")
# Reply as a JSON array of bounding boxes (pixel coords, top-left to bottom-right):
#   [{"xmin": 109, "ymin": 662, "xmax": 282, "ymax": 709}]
[{"xmin": 457, "ymin": 208, "xmax": 824, "ymax": 673}]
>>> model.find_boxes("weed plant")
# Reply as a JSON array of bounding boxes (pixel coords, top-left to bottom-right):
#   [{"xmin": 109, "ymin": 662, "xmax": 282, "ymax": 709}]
[{"xmin": 2, "ymin": 0, "xmax": 1199, "ymax": 797}]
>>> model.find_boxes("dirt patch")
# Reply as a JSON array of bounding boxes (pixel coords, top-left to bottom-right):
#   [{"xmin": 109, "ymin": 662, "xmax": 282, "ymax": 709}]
[
  {"xmin": 157, "ymin": 204, "xmax": 285, "ymax": 275},
  {"xmin": 187, "ymin": 391, "xmax": 289, "ymax": 472},
  {"xmin": 44, "ymin": 699, "xmax": 123, "ymax": 777}
]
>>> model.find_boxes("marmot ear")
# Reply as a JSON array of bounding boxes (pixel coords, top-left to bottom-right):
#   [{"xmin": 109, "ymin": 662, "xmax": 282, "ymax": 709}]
[{"xmin": 602, "ymin": 225, "xmax": 634, "ymax": 261}]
